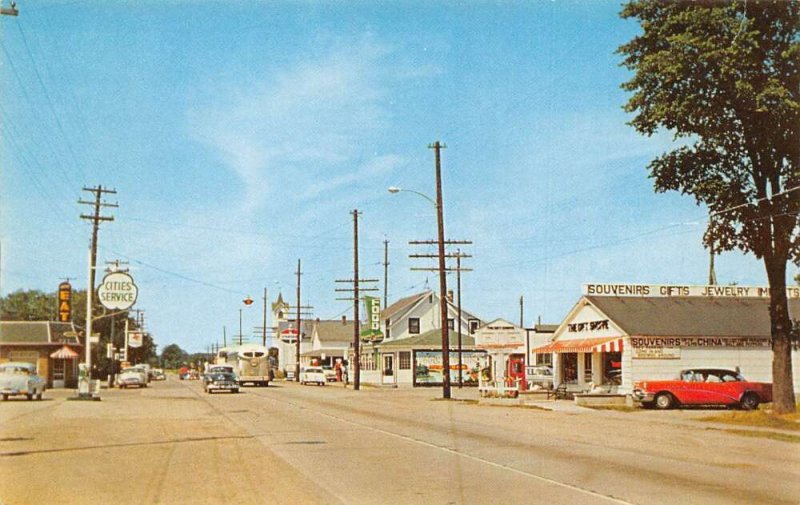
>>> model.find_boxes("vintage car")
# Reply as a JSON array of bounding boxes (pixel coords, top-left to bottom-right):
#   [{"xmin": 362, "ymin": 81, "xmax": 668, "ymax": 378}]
[
  {"xmin": 203, "ymin": 365, "xmax": 236, "ymax": 386},
  {"xmin": 300, "ymin": 367, "xmax": 326, "ymax": 386},
  {"xmin": 151, "ymin": 369, "xmax": 167, "ymax": 381},
  {"xmin": 525, "ymin": 365, "xmax": 554, "ymax": 389},
  {"xmin": 321, "ymin": 365, "xmax": 337, "ymax": 382},
  {"xmin": 118, "ymin": 367, "xmax": 147, "ymax": 389},
  {"xmin": 204, "ymin": 372, "xmax": 239, "ymax": 394},
  {"xmin": 632, "ymin": 368, "xmax": 772, "ymax": 410},
  {"xmin": 0, "ymin": 362, "xmax": 46, "ymax": 401}
]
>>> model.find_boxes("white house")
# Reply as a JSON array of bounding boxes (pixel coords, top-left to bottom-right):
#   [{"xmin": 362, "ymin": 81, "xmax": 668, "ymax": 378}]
[{"xmin": 356, "ymin": 290, "xmax": 484, "ymax": 386}]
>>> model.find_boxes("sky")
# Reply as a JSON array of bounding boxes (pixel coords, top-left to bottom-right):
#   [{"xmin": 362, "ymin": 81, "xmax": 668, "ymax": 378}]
[{"xmin": 0, "ymin": 0, "xmax": 785, "ymax": 354}]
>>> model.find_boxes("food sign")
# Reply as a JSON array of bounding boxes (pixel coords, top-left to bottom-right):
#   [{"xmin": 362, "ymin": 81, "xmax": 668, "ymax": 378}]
[{"xmin": 58, "ymin": 281, "xmax": 72, "ymax": 322}]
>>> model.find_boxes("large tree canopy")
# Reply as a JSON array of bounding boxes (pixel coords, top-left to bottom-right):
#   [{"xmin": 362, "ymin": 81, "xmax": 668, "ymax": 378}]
[{"xmin": 619, "ymin": 0, "xmax": 799, "ymax": 413}]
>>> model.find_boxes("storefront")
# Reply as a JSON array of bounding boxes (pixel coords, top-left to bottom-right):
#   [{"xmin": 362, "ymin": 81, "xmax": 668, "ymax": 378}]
[
  {"xmin": 0, "ymin": 321, "xmax": 82, "ymax": 388},
  {"xmin": 473, "ymin": 319, "xmax": 527, "ymax": 387},
  {"xmin": 358, "ymin": 329, "xmax": 485, "ymax": 387},
  {"xmin": 534, "ymin": 284, "xmax": 800, "ymax": 396}
]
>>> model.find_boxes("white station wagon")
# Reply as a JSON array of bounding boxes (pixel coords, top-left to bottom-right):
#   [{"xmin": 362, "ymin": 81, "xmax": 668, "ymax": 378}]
[{"xmin": 0, "ymin": 362, "xmax": 46, "ymax": 401}]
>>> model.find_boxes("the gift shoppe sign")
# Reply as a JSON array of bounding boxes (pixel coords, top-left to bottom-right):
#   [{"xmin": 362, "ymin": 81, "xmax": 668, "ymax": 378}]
[{"xmin": 584, "ymin": 283, "xmax": 800, "ymax": 299}]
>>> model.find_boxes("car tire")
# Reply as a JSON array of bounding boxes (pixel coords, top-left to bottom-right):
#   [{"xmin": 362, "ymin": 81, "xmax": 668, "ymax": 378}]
[
  {"xmin": 27, "ymin": 393, "xmax": 33, "ymax": 401},
  {"xmin": 654, "ymin": 392, "xmax": 675, "ymax": 410},
  {"xmin": 1, "ymin": 394, "xmax": 7, "ymax": 401},
  {"xmin": 233, "ymin": 389, "xmax": 239, "ymax": 394},
  {"xmin": 36, "ymin": 391, "xmax": 43, "ymax": 400},
  {"xmin": 740, "ymin": 393, "xmax": 760, "ymax": 411}
]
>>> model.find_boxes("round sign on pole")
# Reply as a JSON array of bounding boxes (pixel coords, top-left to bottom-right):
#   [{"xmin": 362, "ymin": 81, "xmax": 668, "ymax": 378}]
[{"xmin": 97, "ymin": 272, "xmax": 138, "ymax": 310}]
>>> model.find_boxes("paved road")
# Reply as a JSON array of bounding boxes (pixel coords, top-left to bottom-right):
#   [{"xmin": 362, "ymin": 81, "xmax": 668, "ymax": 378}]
[{"xmin": 1, "ymin": 377, "xmax": 798, "ymax": 505}]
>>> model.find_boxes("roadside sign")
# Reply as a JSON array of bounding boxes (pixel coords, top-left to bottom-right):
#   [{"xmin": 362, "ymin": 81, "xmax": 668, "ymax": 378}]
[
  {"xmin": 128, "ymin": 331, "xmax": 144, "ymax": 348},
  {"xmin": 58, "ymin": 281, "xmax": 72, "ymax": 322},
  {"xmin": 97, "ymin": 271, "xmax": 138, "ymax": 310}
]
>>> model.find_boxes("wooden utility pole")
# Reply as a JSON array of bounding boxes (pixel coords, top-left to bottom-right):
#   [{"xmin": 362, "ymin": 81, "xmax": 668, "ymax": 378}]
[
  {"xmin": 336, "ymin": 210, "xmax": 379, "ymax": 390},
  {"xmin": 295, "ymin": 260, "xmax": 301, "ymax": 381},
  {"xmin": 262, "ymin": 287, "xmax": 268, "ymax": 347},
  {"xmin": 79, "ymin": 185, "xmax": 117, "ymax": 380},
  {"xmin": 383, "ymin": 239, "xmax": 390, "ymax": 308}
]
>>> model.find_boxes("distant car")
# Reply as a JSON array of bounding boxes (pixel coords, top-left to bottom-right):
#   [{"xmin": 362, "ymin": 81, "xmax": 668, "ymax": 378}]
[
  {"xmin": 0, "ymin": 362, "xmax": 46, "ymax": 401},
  {"xmin": 151, "ymin": 369, "xmax": 167, "ymax": 381},
  {"xmin": 321, "ymin": 365, "xmax": 337, "ymax": 382},
  {"xmin": 204, "ymin": 365, "xmax": 236, "ymax": 385},
  {"xmin": 526, "ymin": 365, "xmax": 554, "ymax": 389},
  {"xmin": 633, "ymin": 368, "xmax": 773, "ymax": 410},
  {"xmin": 118, "ymin": 367, "xmax": 147, "ymax": 389},
  {"xmin": 300, "ymin": 367, "xmax": 326, "ymax": 386},
  {"xmin": 205, "ymin": 372, "xmax": 240, "ymax": 394}
]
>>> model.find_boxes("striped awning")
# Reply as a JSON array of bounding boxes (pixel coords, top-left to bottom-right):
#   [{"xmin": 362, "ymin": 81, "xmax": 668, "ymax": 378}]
[
  {"xmin": 532, "ymin": 337, "xmax": 624, "ymax": 354},
  {"xmin": 50, "ymin": 345, "xmax": 79, "ymax": 359}
]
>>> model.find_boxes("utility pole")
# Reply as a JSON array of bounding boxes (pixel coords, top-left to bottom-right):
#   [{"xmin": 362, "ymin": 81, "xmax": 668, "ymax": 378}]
[
  {"xmin": 409, "ymin": 245, "xmax": 472, "ymax": 390},
  {"xmin": 335, "ymin": 210, "xmax": 379, "ymax": 390},
  {"xmin": 286, "ymin": 260, "xmax": 313, "ymax": 381},
  {"xmin": 432, "ymin": 140, "xmax": 450, "ymax": 399},
  {"xmin": 383, "ymin": 239, "xmax": 390, "ymax": 308},
  {"xmin": 223, "ymin": 326, "xmax": 227, "ymax": 348},
  {"xmin": 262, "ymin": 287, "xmax": 268, "ymax": 347},
  {"xmin": 519, "ymin": 295, "xmax": 524, "ymax": 328},
  {"xmin": 79, "ymin": 185, "xmax": 117, "ymax": 386}
]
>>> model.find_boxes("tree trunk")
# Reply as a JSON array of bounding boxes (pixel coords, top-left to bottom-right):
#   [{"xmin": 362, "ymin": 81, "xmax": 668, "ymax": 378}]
[{"xmin": 765, "ymin": 257, "xmax": 796, "ymax": 414}]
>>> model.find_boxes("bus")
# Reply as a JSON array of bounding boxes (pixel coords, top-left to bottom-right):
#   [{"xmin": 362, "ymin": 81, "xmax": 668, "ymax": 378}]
[{"xmin": 216, "ymin": 344, "xmax": 273, "ymax": 387}]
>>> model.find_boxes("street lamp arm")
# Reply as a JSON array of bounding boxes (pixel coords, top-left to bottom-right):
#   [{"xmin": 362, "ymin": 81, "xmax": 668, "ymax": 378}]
[{"xmin": 387, "ymin": 187, "xmax": 437, "ymax": 207}]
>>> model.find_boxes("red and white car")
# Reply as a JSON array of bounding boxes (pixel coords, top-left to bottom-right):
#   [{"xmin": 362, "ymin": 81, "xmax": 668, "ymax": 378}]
[{"xmin": 632, "ymin": 368, "xmax": 772, "ymax": 410}]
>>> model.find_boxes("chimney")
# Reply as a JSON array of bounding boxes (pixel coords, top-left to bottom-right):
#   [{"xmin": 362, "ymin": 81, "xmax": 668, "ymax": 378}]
[{"xmin": 342, "ymin": 315, "xmax": 347, "ymax": 325}]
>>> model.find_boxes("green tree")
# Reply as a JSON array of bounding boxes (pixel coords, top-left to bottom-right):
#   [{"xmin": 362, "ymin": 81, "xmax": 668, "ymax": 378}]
[
  {"xmin": 0, "ymin": 289, "xmax": 58, "ymax": 321},
  {"xmin": 161, "ymin": 343, "xmax": 188, "ymax": 369},
  {"xmin": 619, "ymin": 1, "xmax": 799, "ymax": 413}
]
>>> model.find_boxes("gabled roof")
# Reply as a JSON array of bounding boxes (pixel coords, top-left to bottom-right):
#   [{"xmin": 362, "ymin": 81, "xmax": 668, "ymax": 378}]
[
  {"xmin": 382, "ymin": 291, "xmax": 431, "ymax": 320},
  {"xmin": 0, "ymin": 321, "xmax": 78, "ymax": 345},
  {"xmin": 534, "ymin": 324, "xmax": 559, "ymax": 333},
  {"xmin": 379, "ymin": 328, "xmax": 476, "ymax": 349},
  {"xmin": 272, "ymin": 292, "xmax": 290, "ymax": 311},
  {"xmin": 312, "ymin": 319, "xmax": 355, "ymax": 343},
  {"xmin": 584, "ymin": 296, "xmax": 800, "ymax": 338}
]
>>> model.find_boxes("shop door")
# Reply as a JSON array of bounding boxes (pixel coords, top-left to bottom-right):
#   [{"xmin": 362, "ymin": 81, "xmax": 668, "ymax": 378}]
[
  {"xmin": 382, "ymin": 354, "xmax": 394, "ymax": 384},
  {"xmin": 507, "ymin": 355, "xmax": 526, "ymax": 388}
]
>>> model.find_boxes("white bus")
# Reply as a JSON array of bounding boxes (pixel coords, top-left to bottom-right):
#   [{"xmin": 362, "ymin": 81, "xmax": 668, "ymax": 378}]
[{"xmin": 216, "ymin": 344, "xmax": 273, "ymax": 387}]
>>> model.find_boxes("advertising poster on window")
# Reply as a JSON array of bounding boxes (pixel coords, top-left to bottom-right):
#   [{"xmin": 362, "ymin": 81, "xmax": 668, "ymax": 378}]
[{"xmin": 413, "ymin": 350, "xmax": 485, "ymax": 386}]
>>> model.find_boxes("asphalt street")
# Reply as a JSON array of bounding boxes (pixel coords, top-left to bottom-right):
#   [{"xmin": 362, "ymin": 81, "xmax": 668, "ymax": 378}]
[{"xmin": 1, "ymin": 377, "xmax": 798, "ymax": 505}]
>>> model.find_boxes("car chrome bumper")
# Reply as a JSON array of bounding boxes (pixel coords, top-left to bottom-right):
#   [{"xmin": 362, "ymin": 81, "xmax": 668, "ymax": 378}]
[{"xmin": 632, "ymin": 389, "xmax": 654, "ymax": 403}]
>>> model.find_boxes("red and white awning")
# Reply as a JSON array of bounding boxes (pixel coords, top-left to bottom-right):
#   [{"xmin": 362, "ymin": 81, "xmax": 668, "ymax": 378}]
[
  {"xmin": 50, "ymin": 345, "xmax": 79, "ymax": 359},
  {"xmin": 532, "ymin": 337, "xmax": 624, "ymax": 354}
]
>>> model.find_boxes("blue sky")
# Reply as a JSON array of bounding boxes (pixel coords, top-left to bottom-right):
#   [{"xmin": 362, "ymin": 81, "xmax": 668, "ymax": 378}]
[{"xmin": 0, "ymin": 1, "xmax": 779, "ymax": 353}]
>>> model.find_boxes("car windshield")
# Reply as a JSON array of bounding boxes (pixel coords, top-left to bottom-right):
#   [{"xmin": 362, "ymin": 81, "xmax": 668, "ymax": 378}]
[
  {"xmin": 213, "ymin": 373, "xmax": 235, "ymax": 380},
  {"xmin": 122, "ymin": 368, "xmax": 139, "ymax": 374},
  {"xmin": 307, "ymin": 368, "xmax": 322, "ymax": 373}
]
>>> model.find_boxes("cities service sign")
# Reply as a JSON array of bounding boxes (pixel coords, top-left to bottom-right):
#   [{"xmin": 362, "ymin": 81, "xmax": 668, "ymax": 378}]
[{"xmin": 97, "ymin": 272, "xmax": 138, "ymax": 310}]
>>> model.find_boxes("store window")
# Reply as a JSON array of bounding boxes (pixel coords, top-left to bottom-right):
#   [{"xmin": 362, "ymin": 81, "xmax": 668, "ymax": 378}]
[
  {"xmin": 536, "ymin": 353, "xmax": 552, "ymax": 366},
  {"xmin": 399, "ymin": 352, "xmax": 411, "ymax": 370},
  {"xmin": 447, "ymin": 318, "xmax": 455, "ymax": 330},
  {"xmin": 409, "ymin": 318, "xmax": 420, "ymax": 334}
]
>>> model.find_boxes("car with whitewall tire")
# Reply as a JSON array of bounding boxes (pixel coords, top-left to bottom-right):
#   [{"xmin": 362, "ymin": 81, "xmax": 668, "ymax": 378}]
[{"xmin": 0, "ymin": 362, "xmax": 46, "ymax": 401}]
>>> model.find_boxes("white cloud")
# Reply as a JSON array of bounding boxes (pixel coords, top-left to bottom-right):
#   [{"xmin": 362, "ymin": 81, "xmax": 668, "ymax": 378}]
[{"xmin": 188, "ymin": 38, "xmax": 403, "ymax": 212}]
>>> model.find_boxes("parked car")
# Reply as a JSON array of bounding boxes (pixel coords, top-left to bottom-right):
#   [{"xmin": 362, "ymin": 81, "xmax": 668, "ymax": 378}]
[
  {"xmin": 526, "ymin": 365, "xmax": 554, "ymax": 389},
  {"xmin": 118, "ymin": 367, "xmax": 147, "ymax": 389},
  {"xmin": 632, "ymin": 368, "xmax": 772, "ymax": 410},
  {"xmin": 321, "ymin": 365, "xmax": 337, "ymax": 382},
  {"xmin": 204, "ymin": 372, "xmax": 240, "ymax": 394},
  {"xmin": 0, "ymin": 362, "xmax": 46, "ymax": 401},
  {"xmin": 151, "ymin": 369, "xmax": 167, "ymax": 381},
  {"xmin": 300, "ymin": 367, "xmax": 326, "ymax": 386}
]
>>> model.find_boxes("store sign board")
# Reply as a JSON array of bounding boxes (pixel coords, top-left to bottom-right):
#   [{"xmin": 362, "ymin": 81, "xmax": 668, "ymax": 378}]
[
  {"xmin": 58, "ymin": 281, "xmax": 72, "ymax": 322},
  {"xmin": 633, "ymin": 347, "xmax": 681, "ymax": 359},
  {"xmin": 631, "ymin": 337, "xmax": 771, "ymax": 349},
  {"xmin": 584, "ymin": 283, "xmax": 800, "ymax": 299},
  {"xmin": 97, "ymin": 272, "xmax": 138, "ymax": 310},
  {"xmin": 128, "ymin": 331, "xmax": 143, "ymax": 348}
]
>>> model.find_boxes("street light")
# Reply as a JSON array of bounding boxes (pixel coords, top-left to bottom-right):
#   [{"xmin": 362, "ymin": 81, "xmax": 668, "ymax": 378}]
[{"xmin": 387, "ymin": 140, "xmax": 451, "ymax": 399}]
